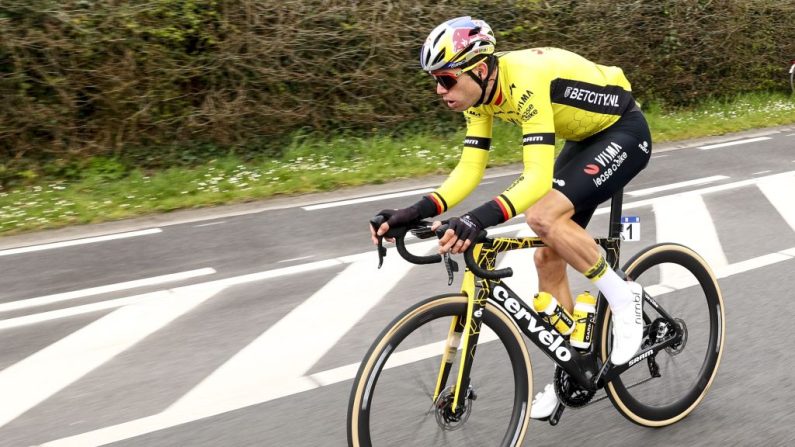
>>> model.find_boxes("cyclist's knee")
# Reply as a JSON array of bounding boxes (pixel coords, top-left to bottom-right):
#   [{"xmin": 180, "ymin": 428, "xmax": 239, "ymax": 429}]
[
  {"xmin": 526, "ymin": 192, "xmax": 573, "ymax": 239},
  {"xmin": 526, "ymin": 208, "xmax": 554, "ymax": 238},
  {"xmin": 534, "ymin": 247, "xmax": 565, "ymax": 272}
]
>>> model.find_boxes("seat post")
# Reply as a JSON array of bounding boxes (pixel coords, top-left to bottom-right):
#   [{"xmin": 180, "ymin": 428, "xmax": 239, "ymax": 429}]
[
  {"xmin": 608, "ymin": 189, "xmax": 624, "ymax": 239},
  {"xmin": 604, "ymin": 189, "xmax": 625, "ymax": 269}
]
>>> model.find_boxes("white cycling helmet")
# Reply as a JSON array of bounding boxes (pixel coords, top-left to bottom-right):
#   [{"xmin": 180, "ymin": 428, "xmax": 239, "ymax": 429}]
[{"xmin": 419, "ymin": 16, "xmax": 496, "ymax": 72}]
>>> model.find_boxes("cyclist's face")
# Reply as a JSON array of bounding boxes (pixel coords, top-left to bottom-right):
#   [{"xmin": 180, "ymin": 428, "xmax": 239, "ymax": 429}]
[{"xmin": 432, "ymin": 64, "xmax": 485, "ymax": 112}]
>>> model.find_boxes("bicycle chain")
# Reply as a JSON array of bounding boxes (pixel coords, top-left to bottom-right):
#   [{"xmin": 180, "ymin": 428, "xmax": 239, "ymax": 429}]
[{"xmin": 578, "ymin": 376, "xmax": 656, "ymax": 407}]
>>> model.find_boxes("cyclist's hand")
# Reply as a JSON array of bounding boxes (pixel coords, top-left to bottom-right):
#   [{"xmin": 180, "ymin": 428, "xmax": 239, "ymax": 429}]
[
  {"xmin": 370, "ymin": 207, "xmax": 421, "ymax": 245},
  {"xmin": 439, "ymin": 213, "xmax": 483, "ymax": 254}
]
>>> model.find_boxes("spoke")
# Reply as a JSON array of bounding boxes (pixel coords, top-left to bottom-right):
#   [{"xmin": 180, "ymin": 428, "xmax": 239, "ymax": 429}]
[
  {"xmin": 408, "ymin": 364, "xmax": 435, "ymax": 401},
  {"xmin": 408, "ymin": 412, "xmax": 434, "ymax": 444},
  {"xmin": 432, "ymin": 425, "xmax": 444, "ymax": 446},
  {"xmin": 460, "ymin": 419, "xmax": 494, "ymax": 444}
]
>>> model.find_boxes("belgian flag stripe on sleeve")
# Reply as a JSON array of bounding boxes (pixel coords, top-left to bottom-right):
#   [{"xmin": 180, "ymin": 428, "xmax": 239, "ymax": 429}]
[
  {"xmin": 498, "ymin": 194, "xmax": 517, "ymax": 217},
  {"xmin": 429, "ymin": 192, "xmax": 447, "ymax": 213},
  {"xmin": 494, "ymin": 196, "xmax": 513, "ymax": 221}
]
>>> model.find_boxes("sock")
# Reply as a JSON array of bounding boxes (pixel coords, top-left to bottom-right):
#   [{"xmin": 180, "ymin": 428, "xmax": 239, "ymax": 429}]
[{"xmin": 584, "ymin": 255, "xmax": 632, "ymax": 313}]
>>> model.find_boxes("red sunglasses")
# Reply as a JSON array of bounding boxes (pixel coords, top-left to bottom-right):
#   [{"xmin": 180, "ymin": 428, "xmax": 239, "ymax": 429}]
[{"xmin": 432, "ymin": 72, "xmax": 461, "ymax": 90}]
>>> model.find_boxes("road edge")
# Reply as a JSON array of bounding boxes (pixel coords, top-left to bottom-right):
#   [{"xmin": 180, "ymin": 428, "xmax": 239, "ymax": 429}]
[{"xmin": 2, "ymin": 123, "xmax": 794, "ymax": 250}]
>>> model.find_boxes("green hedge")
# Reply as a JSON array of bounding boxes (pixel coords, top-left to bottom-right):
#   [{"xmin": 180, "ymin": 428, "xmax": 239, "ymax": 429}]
[{"xmin": 0, "ymin": 0, "xmax": 793, "ymax": 186}]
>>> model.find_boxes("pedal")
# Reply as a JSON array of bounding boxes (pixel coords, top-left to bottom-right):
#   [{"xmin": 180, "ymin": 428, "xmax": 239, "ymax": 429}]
[{"xmin": 548, "ymin": 401, "xmax": 565, "ymax": 426}]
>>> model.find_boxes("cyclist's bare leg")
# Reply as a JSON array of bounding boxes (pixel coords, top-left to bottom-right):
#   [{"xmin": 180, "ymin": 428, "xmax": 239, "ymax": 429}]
[
  {"xmin": 526, "ymin": 190, "xmax": 601, "ymax": 276},
  {"xmin": 534, "ymin": 247, "xmax": 574, "ymax": 313}
]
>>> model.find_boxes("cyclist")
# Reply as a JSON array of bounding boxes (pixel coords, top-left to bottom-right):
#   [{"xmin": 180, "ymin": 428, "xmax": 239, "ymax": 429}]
[{"xmin": 369, "ymin": 16, "xmax": 651, "ymax": 419}]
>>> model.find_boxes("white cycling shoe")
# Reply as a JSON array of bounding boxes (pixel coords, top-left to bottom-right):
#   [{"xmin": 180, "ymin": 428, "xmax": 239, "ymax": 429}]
[
  {"xmin": 610, "ymin": 281, "xmax": 644, "ymax": 365},
  {"xmin": 530, "ymin": 384, "xmax": 559, "ymax": 420}
]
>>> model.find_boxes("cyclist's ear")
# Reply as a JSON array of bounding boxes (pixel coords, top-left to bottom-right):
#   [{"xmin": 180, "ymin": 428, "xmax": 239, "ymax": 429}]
[{"xmin": 476, "ymin": 62, "xmax": 487, "ymax": 80}]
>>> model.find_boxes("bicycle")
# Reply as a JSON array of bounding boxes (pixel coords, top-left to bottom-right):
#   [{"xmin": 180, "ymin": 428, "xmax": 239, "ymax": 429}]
[{"xmin": 347, "ymin": 190, "xmax": 725, "ymax": 446}]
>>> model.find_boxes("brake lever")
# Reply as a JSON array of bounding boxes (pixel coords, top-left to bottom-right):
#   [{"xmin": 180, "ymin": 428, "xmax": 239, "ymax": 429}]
[
  {"xmin": 376, "ymin": 236, "xmax": 387, "ymax": 269},
  {"xmin": 443, "ymin": 252, "xmax": 459, "ymax": 285},
  {"xmin": 370, "ymin": 215, "xmax": 388, "ymax": 269}
]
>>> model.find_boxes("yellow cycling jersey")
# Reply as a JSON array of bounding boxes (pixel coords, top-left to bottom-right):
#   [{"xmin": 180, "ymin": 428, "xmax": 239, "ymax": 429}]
[{"xmin": 424, "ymin": 48, "xmax": 633, "ymax": 226}]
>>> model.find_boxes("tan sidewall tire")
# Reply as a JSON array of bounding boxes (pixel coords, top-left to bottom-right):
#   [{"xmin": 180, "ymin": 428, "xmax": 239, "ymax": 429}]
[
  {"xmin": 349, "ymin": 295, "xmax": 533, "ymax": 446},
  {"xmin": 600, "ymin": 244, "xmax": 725, "ymax": 427}
]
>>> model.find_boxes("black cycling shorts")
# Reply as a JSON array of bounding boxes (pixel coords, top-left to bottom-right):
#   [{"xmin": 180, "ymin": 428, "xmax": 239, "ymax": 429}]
[{"xmin": 552, "ymin": 110, "xmax": 652, "ymax": 228}]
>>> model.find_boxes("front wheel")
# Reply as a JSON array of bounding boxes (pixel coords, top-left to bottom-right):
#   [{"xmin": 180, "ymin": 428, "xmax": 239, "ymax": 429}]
[
  {"xmin": 347, "ymin": 294, "xmax": 533, "ymax": 446},
  {"xmin": 600, "ymin": 243, "xmax": 725, "ymax": 426}
]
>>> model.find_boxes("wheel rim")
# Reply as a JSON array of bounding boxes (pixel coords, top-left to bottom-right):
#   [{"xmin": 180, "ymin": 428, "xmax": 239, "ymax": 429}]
[
  {"xmin": 601, "ymin": 245, "xmax": 724, "ymax": 425},
  {"xmin": 352, "ymin": 297, "xmax": 531, "ymax": 446}
]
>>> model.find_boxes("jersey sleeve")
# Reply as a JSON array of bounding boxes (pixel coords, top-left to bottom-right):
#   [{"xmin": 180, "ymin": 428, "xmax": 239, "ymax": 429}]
[
  {"xmin": 468, "ymin": 77, "xmax": 555, "ymax": 228},
  {"xmin": 415, "ymin": 109, "xmax": 494, "ymax": 218}
]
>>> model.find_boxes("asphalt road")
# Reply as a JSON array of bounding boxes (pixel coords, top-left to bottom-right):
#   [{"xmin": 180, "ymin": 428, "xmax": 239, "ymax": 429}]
[{"xmin": 0, "ymin": 125, "xmax": 794, "ymax": 446}]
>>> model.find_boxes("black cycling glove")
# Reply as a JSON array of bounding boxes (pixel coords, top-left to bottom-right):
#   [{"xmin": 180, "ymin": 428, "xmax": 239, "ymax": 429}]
[
  {"xmin": 447, "ymin": 213, "xmax": 484, "ymax": 245},
  {"xmin": 376, "ymin": 206, "xmax": 421, "ymax": 230},
  {"xmin": 376, "ymin": 195, "xmax": 439, "ymax": 230}
]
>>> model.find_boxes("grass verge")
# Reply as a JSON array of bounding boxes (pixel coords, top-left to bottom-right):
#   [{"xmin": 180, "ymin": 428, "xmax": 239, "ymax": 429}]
[{"xmin": 1, "ymin": 91, "xmax": 794, "ymax": 236}]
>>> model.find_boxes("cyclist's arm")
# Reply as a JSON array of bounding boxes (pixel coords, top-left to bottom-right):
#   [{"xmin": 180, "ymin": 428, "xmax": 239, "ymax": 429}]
[
  {"xmin": 467, "ymin": 84, "xmax": 555, "ymax": 228},
  {"xmin": 414, "ymin": 109, "xmax": 493, "ymax": 218}
]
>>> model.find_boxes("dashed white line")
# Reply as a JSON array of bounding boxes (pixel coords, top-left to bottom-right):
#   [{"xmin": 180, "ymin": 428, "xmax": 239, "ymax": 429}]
[
  {"xmin": 0, "ymin": 293, "xmax": 164, "ymax": 330},
  {"xmin": 0, "ymin": 229, "xmax": 162, "ymax": 257},
  {"xmin": 277, "ymin": 255, "xmax": 315, "ymax": 263},
  {"xmin": 0, "ymin": 268, "xmax": 217, "ymax": 313},
  {"xmin": 698, "ymin": 136, "xmax": 772, "ymax": 150},
  {"xmin": 194, "ymin": 221, "xmax": 226, "ymax": 227},
  {"xmin": 752, "ymin": 170, "xmax": 772, "ymax": 175},
  {"xmin": 626, "ymin": 175, "xmax": 728, "ymax": 197},
  {"xmin": 651, "ymin": 154, "xmax": 670, "ymax": 159}
]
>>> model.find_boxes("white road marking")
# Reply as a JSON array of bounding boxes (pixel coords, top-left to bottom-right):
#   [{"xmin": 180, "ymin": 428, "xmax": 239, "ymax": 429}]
[
  {"xmin": 752, "ymin": 170, "xmax": 771, "ymax": 175},
  {"xmin": 626, "ymin": 175, "xmax": 728, "ymax": 197},
  {"xmin": 302, "ymin": 188, "xmax": 435, "ymax": 211},
  {"xmin": 193, "ymin": 221, "xmax": 226, "ymax": 227},
  {"xmin": 42, "ymin": 326, "xmax": 499, "ymax": 447},
  {"xmin": 651, "ymin": 154, "xmax": 670, "ymax": 159},
  {"xmin": 0, "ymin": 229, "xmax": 162, "ymax": 257},
  {"xmin": 167, "ymin": 242, "xmax": 432, "ymax": 414},
  {"xmin": 757, "ymin": 174, "xmax": 795, "ymax": 232},
  {"xmin": 277, "ymin": 255, "xmax": 315, "ymax": 263},
  {"xmin": 42, "ymin": 239, "xmax": 795, "ymax": 447},
  {"xmin": 619, "ymin": 170, "xmax": 795, "ymax": 212},
  {"xmin": 0, "ymin": 283, "xmax": 224, "ymax": 429},
  {"xmin": 0, "ymin": 268, "xmax": 216, "ymax": 313},
  {"xmin": 40, "ymin": 243, "xmax": 437, "ymax": 446},
  {"xmin": 27, "ymin": 169, "xmax": 795, "ymax": 445},
  {"xmin": 174, "ymin": 171, "xmax": 793, "ymax": 287},
  {"xmin": 19, "ymin": 171, "xmax": 792, "ymax": 323},
  {"xmin": 0, "ymin": 293, "xmax": 171, "ymax": 330},
  {"xmin": 697, "ymin": 136, "xmax": 771, "ymax": 150},
  {"xmin": 653, "ymin": 194, "xmax": 727, "ymax": 289},
  {"xmin": 717, "ymin": 250, "xmax": 794, "ymax": 278}
]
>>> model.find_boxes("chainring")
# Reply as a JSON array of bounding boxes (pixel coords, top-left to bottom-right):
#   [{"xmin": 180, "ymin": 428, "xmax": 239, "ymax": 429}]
[{"xmin": 554, "ymin": 366, "xmax": 596, "ymax": 408}]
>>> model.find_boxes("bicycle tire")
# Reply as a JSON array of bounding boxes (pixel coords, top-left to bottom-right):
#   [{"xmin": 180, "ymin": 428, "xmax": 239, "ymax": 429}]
[
  {"xmin": 347, "ymin": 294, "xmax": 533, "ymax": 446},
  {"xmin": 599, "ymin": 243, "xmax": 725, "ymax": 427}
]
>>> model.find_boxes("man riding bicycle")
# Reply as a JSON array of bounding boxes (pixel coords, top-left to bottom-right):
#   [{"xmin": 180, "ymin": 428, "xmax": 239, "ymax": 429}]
[{"xmin": 369, "ymin": 16, "xmax": 651, "ymax": 419}]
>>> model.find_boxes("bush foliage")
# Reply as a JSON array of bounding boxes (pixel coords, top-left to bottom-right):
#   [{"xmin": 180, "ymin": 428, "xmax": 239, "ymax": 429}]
[{"xmin": 0, "ymin": 0, "xmax": 793, "ymax": 186}]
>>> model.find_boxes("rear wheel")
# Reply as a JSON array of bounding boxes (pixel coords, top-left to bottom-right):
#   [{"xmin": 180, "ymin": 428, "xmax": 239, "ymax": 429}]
[
  {"xmin": 347, "ymin": 294, "xmax": 533, "ymax": 446},
  {"xmin": 599, "ymin": 243, "xmax": 725, "ymax": 426}
]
